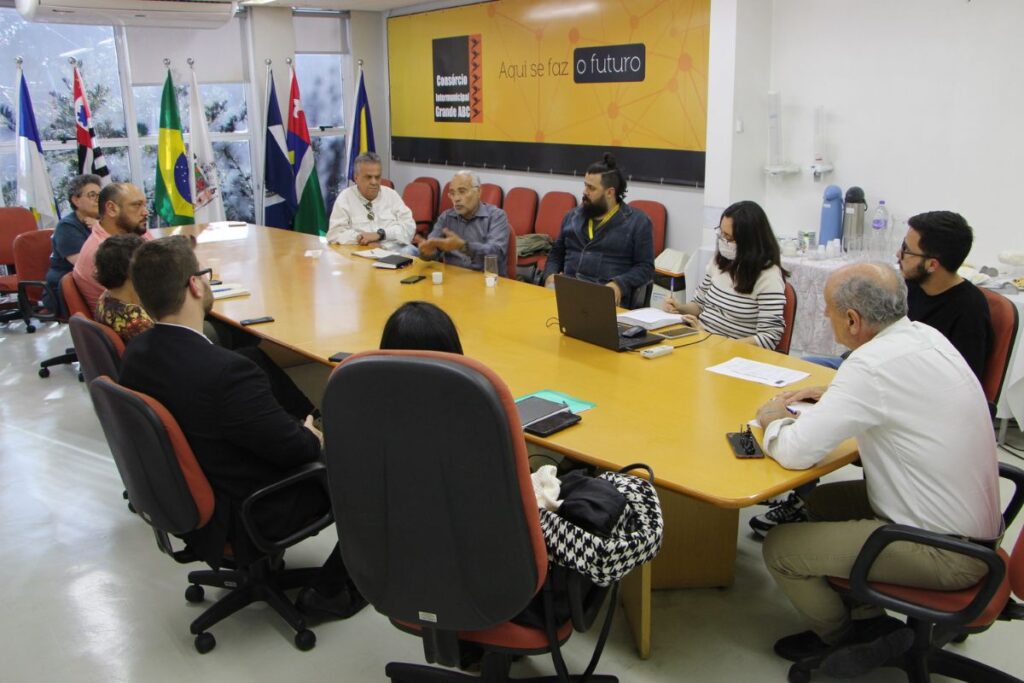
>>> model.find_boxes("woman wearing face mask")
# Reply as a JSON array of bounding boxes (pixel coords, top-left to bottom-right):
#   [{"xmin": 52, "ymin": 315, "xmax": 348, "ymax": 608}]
[{"xmin": 664, "ymin": 200, "xmax": 787, "ymax": 349}]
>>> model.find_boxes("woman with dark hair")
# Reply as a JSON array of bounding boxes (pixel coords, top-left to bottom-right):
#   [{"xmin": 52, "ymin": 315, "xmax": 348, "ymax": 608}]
[
  {"xmin": 94, "ymin": 233, "xmax": 153, "ymax": 342},
  {"xmin": 664, "ymin": 200, "xmax": 787, "ymax": 349},
  {"xmin": 380, "ymin": 301, "xmax": 464, "ymax": 354}
]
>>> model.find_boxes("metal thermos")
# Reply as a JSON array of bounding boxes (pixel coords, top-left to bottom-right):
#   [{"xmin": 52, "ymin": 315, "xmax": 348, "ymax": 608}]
[{"xmin": 842, "ymin": 187, "xmax": 867, "ymax": 252}]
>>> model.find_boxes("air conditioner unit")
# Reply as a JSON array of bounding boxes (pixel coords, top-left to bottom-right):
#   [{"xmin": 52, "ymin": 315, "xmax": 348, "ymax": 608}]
[{"xmin": 16, "ymin": 0, "xmax": 238, "ymax": 29}]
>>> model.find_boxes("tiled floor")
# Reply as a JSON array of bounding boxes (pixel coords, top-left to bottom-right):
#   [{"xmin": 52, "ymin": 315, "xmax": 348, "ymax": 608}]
[{"xmin": 1, "ymin": 320, "xmax": 1021, "ymax": 682}]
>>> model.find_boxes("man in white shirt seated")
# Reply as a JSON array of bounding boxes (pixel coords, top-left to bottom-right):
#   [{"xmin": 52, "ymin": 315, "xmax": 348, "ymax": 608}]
[
  {"xmin": 326, "ymin": 152, "xmax": 415, "ymax": 250},
  {"xmin": 755, "ymin": 262, "xmax": 1001, "ymax": 677}
]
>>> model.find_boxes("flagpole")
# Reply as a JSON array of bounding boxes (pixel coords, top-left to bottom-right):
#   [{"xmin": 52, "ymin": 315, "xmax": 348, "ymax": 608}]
[{"xmin": 260, "ymin": 59, "xmax": 272, "ymax": 225}]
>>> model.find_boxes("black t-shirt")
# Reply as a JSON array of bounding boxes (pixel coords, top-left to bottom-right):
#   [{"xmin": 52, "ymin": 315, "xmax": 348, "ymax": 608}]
[{"xmin": 906, "ymin": 279, "xmax": 991, "ymax": 382}]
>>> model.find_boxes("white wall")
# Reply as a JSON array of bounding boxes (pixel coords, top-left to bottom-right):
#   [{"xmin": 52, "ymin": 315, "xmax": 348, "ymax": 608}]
[
  {"xmin": 347, "ymin": 11, "xmax": 390, "ymax": 175},
  {"xmin": 761, "ymin": 0, "xmax": 1024, "ymax": 266}
]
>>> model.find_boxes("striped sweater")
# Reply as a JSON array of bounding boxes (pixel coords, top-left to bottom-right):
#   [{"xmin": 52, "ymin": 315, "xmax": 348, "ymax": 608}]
[{"xmin": 692, "ymin": 262, "xmax": 786, "ymax": 349}]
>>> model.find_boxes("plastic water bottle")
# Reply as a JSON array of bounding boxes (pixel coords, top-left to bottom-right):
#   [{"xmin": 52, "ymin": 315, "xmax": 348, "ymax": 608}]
[{"xmin": 869, "ymin": 200, "xmax": 890, "ymax": 260}]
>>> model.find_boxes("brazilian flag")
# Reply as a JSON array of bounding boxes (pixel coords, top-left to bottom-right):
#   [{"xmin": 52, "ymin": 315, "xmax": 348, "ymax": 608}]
[{"xmin": 154, "ymin": 70, "xmax": 193, "ymax": 226}]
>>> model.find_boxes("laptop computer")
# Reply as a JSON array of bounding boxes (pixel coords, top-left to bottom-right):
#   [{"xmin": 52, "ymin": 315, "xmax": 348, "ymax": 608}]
[{"xmin": 554, "ymin": 275, "xmax": 662, "ymax": 352}]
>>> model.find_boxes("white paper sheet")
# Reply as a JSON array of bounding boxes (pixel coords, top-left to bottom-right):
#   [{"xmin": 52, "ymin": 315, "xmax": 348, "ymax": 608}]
[{"xmin": 706, "ymin": 357, "xmax": 810, "ymax": 387}]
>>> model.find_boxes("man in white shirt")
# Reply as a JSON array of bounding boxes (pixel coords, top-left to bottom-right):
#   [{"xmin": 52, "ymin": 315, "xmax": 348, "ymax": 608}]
[
  {"xmin": 326, "ymin": 152, "xmax": 415, "ymax": 249},
  {"xmin": 755, "ymin": 262, "xmax": 1001, "ymax": 676}
]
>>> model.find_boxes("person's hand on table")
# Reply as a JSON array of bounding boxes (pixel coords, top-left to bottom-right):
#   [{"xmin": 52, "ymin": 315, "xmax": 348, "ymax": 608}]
[
  {"xmin": 662, "ymin": 298, "xmax": 681, "ymax": 313},
  {"xmin": 304, "ymin": 414, "xmax": 323, "ymax": 448},
  {"xmin": 356, "ymin": 230, "xmax": 381, "ymax": 245},
  {"xmin": 433, "ymin": 228, "xmax": 466, "ymax": 253},
  {"xmin": 777, "ymin": 385, "xmax": 827, "ymax": 405},
  {"xmin": 606, "ymin": 280, "xmax": 622, "ymax": 306},
  {"xmin": 418, "ymin": 239, "xmax": 439, "ymax": 258},
  {"xmin": 680, "ymin": 314, "xmax": 705, "ymax": 332},
  {"xmin": 756, "ymin": 396, "xmax": 795, "ymax": 429}
]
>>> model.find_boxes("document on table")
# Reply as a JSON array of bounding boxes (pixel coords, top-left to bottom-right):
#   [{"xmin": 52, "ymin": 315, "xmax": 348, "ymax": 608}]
[
  {"xmin": 352, "ymin": 248, "xmax": 399, "ymax": 259},
  {"xmin": 706, "ymin": 357, "xmax": 809, "ymax": 387}
]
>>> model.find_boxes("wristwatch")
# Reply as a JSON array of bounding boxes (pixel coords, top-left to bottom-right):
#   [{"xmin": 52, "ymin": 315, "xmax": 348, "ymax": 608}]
[{"xmin": 376, "ymin": 228, "xmax": 386, "ymax": 241}]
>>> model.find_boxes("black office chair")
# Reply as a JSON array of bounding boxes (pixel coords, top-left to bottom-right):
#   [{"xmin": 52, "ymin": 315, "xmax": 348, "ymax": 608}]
[
  {"xmin": 69, "ymin": 314, "xmax": 125, "ymax": 384},
  {"xmin": 89, "ymin": 376, "xmax": 333, "ymax": 653},
  {"xmin": 322, "ymin": 350, "xmax": 619, "ymax": 682}
]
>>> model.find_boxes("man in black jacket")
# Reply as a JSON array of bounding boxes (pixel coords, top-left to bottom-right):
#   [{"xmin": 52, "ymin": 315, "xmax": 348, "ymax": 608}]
[
  {"xmin": 119, "ymin": 235, "xmax": 362, "ymax": 619},
  {"xmin": 543, "ymin": 154, "xmax": 654, "ymax": 308}
]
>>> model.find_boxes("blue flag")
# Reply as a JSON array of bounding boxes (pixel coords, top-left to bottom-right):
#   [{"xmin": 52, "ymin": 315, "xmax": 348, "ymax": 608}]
[
  {"xmin": 16, "ymin": 67, "xmax": 59, "ymax": 228},
  {"xmin": 345, "ymin": 69, "xmax": 375, "ymax": 183},
  {"xmin": 263, "ymin": 70, "xmax": 296, "ymax": 229}
]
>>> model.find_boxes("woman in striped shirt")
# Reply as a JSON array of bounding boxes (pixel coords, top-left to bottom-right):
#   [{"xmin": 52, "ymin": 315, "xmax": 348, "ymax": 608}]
[{"xmin": 664, "ymin": 201, "xmax": 787, "ymax": 349}]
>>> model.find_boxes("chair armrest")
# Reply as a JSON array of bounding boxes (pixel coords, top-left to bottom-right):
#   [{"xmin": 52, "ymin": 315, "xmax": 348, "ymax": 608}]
[
  {"xmin": 239, "ymin": 462, "xmax": 333, "ymax": 555},
  {"xmin": 17, "ymin": 279, "xmax": 58, "ymax": 320},
  {"xmin": 999, "ymin": 462, "xmax": 1024, "ymax": 528},
  {"xmin": 849, "ymin": 524, "xmax": 1005, "ymax": 626}
]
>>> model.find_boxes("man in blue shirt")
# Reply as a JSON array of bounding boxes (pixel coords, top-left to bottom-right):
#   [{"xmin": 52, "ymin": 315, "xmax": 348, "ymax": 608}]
[
  {"xmin": 44, "ymin": 174, "xmax": 102, "ymax": 315},
  {"xmin": 417, "ymin": 170, "xmax": 510, "ymax": 276},
  {"xmin": 543, "ymin": 154, "xmax": 654, "ymax": 308}
]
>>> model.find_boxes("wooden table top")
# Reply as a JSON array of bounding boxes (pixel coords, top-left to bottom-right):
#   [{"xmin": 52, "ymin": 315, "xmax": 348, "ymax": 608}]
[{"xmin": 162, "ymin": 223, "xmax": 858, "ymax": 507}]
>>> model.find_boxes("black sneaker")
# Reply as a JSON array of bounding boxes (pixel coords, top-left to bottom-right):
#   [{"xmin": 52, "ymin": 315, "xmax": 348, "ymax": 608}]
[
  {"xmin": 773, "ymin": 630, "xmax": 830, "ymax": 662},
  {"xmin": 750, "ymin": 492, "xmax": 807, "ymax": 538},
  {"xmin": 296, "ymin": 582, "xmax": 368, "ymax": 621},
  {"xmin": 820, "ymin": 617, "xmax": 914, "ymax": 678}
]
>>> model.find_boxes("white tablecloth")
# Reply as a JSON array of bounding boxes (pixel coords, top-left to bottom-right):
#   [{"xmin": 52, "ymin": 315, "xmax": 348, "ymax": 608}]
[{"xmin": 684, "ymin": 246, "xmax": 847, "ymax": 356}]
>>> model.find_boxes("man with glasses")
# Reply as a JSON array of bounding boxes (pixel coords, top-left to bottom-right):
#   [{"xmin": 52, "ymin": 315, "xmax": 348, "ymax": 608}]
[
  {"xmin": 119, "ymin": 236, "xmax": 365, "ymax": 621},
  {"xmin": 44, "ymin": 174, "xmax": 103, "ymax": 316},
  {"xmin": 898, "ymin": 211, "xmax": 990, "ymax": 380},
  {"xmin": 416, "ymin": 169, "xmax": 510, "ymax": 275},
  {"xmin": 326, "ymin": 152, "xmax": 415, "ymax": 250},
  {"xmin": 72, "ymin": 182, "xmax": 153, "ymax": 314}
]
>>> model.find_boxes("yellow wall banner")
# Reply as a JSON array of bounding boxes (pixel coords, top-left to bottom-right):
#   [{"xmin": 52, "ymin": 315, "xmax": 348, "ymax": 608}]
[{"xmin": 388, "ymin": 0, "xmax": 710, "ymax": 186}]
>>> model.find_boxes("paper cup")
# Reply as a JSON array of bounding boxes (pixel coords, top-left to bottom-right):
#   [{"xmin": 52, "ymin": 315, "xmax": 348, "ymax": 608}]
[{"xmin": 432, "ymin": 271, "xmax": 443, "ymax": 284}]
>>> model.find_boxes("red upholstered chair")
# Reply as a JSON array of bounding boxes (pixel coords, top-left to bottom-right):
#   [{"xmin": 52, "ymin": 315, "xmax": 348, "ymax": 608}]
[
  {"xmin": 380, "ymin": 178, "xmax": 395, "ymax": 189},
  {"xmin": 439, "ymin": 180, "xmax": 453, "ymax": 215},
  {"xmin": 413, "ymin": 176, "xmax": 441, "ymax": 219},
  {"xmin": 402, "ymin": 181, "xmax": 435, "ymax": 237},
  {"xmin": 505, "ymin": 227, "xmax": 517, "ymax": 280},
  {"xmin": 630, "ymin": 200, "xmax": 666, "ymax": 255},
  {"xmin": 776, "ymin": 281, "xmax": 797, "ymax": 355},
  {"xmin": 0, "ymin": 207, "xmax": 39, "ymax": 325},
  {"xmin": 61, "ymin": 272, "xmax": 92, "ymax": 319},
  {"xmin": 481, "ymin": 182, "xmax": 504, "ymax": 208},
  {"xmin": 88, "ymin": 376, "xmax": 334, "ymax": 654},
  {"xmin": 787, "ymin": 462, "xmax": 1024, "ymax": 683},
  {"xmin": 69, "ymin": 314, "xmax": 125, "ymax": 384},
  {"xmin": 322, "ymin": 350, "xmax": 619, "ymax": 682},
  {"xmin": 519, "ymin": 191, "xmax": 577, "ymax": 277},
  {"xmin": 12, "ymin": 228, "xmax": 59, "ymax": 332},
  {"xmin": 979, "ymin": 288, "xmax": 1019, "ymax": 443},
  {"xmin": 504, "ymin": 187, "xmax": 539, "ymax": 237}
]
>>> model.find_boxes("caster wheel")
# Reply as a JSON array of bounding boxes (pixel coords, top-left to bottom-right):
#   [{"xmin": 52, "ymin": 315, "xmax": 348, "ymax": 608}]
[
  {"xmin": 294, "ymin": 629, "xmax": 316, "ymax": 651},
  {"xmin": 26, "ymin": 324, "xmax": 36, "ymax": 333},
  {"xmin": 194, "ymin": 632, "xmax": 216, "ymax": 654},
  {"xmin": 78, "ymin": 372, "xmax": 85, "ymax": 382},
  {"xmin": 185, "ymin": 585, "xmax": 205, "ymax": 603},
  {"xmin": 787, "ymin": 665, "xmax": 811, "ymax": 683},
  {"xmin": 38, "ymin": 367, "xmax": 50, "ymax": 378},
  {"xmin": 952, "ymin": 633, "xmax": 968, "ymax": 644}
]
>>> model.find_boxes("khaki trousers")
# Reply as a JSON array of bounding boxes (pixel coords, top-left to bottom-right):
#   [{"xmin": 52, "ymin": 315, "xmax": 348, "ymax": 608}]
[{"xmin": 762, "ymin": 480, "xmax": 988, "ymax": 642}]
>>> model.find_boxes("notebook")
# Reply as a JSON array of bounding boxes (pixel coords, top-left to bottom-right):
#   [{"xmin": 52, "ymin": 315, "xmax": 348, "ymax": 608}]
[
  {"xmin": 210, "ymin": 283, "xmax": 251, "ymax": 300},
  {"xmin": 554, "ymin": 275, "xmax": 661, "ymax": 352},
  {"xmin": 372, "ymin": 254, "xmax": 413, "ymax": 269},
  {"xmin": 515, "ymin": 396, "xmax": 570, "ymax": 427}
]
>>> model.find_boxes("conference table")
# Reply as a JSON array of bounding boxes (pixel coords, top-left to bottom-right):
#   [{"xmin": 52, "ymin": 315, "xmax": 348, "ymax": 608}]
[{"xmin": 164, "ymin": 223, "xmax": 859, "ymax": 659}]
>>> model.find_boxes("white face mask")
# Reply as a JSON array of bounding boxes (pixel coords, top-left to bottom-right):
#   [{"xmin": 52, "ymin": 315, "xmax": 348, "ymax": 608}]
[{"xmin": 718, "ymin": 237, "xmax": 737, "ymax": 261}]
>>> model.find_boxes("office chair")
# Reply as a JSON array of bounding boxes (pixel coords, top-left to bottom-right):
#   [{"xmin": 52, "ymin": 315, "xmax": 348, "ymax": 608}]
[
  {"xmin": 88, "ymin": 376, "xmax": 334, "ymax": 654},
  {"xmin": 1, "ymin": 207, "xmax": 40, "ymax": 325},
  {"xmin": 777, "ymin": 281, "xmax": 797, "ymax": 355},
  {"xmin": 413, "ymin": 176, "xmax": 441, "ymax": 218},
  {"xmin": 69, "ymin": 314, "xmax": 125, "ymax": 384},
  {"xmin": 35, "ymin": 273, "xmax": 89, "ymax": 379},
  {"xmin": 520, "ymin": 191, "xmax": 577, "ymax": 281},
  {"xmin": 381, "ymin": 178, "xmax": 395, "ymax": 189},
  {"xmin": 979, "ymin": 288, "xmax": 1019, "ymax": 444},
  {"xmin": 787, "ymin": 462, "xmax": 1024, "ymax": 683},
  {"xmin": 630, "ymin": 200, "xmax": 666, "ymax": 256},
  {"xmin": 322, "ymin": 350, "xmax": 619, "ymax": 682},
  {"xmin": 481, "ymin": 182, "xmax": 504, "ymax": 208},
  {"xmin": 403, "ymin": 181, "xmax": 435, "ymax": 237},
  {"xmin": 439, "ymin": 180, "xmax": 454, "ymax": 215},
  {"xmin": 505, "ymin": 187, "xmax": 539, "ymax": 237},
  {"xmin": 12, "ymin": 228, "xmax": 59, "ymax": 332}
]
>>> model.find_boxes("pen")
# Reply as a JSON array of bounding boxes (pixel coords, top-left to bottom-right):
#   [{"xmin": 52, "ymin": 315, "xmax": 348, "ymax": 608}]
[{"xmin": 785, "ymin": 405, "xmax": 799, "ymax": 415}]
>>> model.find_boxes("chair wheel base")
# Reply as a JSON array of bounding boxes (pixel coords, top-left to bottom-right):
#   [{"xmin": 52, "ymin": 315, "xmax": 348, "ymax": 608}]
[
  {"xmin": 294, "ymin": 628, "xmax": 316, "ymax": 651},
  {"xmin": 38, "ymin": 367, "xmax": 50, "ymax": 378},
  {"xmin": 26, "ymin": 324, "xmax": 36, "ymax": 333},
  {"xmin": 194, "ymin": 631, "xmax": 216, "ymax": 654},
  {"xmin": 787, "ymin": 664, "xmax": 811, "ymax": 683},
  {"xmin": 185, "ymin": 585, "xmax": 205, "ymax": 603}
]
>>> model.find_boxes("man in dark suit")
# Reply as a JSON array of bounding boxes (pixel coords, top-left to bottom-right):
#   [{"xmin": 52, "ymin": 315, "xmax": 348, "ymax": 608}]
[{"xmin": 119, "ymin": 235, "xmax": 362, "ymax": 619}]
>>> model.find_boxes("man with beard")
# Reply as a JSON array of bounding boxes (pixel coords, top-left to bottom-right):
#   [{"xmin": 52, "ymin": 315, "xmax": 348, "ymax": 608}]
[
  {"xmin": 119, "ymin": 236, "xmax": 365, "ymax": 620},
  {"xmin": 326, "ymin": 152, "xmax": 415, "ymax": 249},
  {"xmin": 900, "ymin": 211, "xmax": 991, "ymax": 380},
  {"xmin": 73, "ymin": 182, "xmax": 153, "ymax": 314},
  {"xmin": 543, "ymin": 154, "xmax": 654, "ymax": 307},
  {"xmin": 417, "ymin": 170, "xmax": 510, "ymax": 275}
]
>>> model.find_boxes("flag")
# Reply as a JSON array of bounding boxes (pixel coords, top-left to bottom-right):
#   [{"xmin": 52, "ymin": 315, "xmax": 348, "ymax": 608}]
[
  {"xmin": 72, "ymin": 66, "xmax": 110, "ymax": 185},
  {"xmin": 344, "ymin": 68, "xmax": 375, "ymax": 183},
  {"xmin": 154, "ymin": 69, "xmax": 193, "ymax": 226},
  {"xmin": 287, "ymin": 67, "xmax": 326, "ymax": 236},
  {"xmin": 188, "ymin": 67, "xmax": 225, "ymax": 224},
  {"xmin": 16, "ymin": 66, "xmax": 58, "ymax": 228},
  {"xmin": 263, "ymin": 70, "xmax": 296, "ymax": 229}
]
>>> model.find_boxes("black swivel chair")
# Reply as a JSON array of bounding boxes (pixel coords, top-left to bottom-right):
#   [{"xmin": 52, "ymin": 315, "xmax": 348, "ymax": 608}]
[
  {"xmin": 88, "ymin": 376, "xmax": 334, "ymax": 653},
  {"xmin": 322, "ymin": 350, "xmax": 619, "ymax": 682},
  {"xmin": 69, "ymin": 314, "xmax": 125, "ymax": 384}
]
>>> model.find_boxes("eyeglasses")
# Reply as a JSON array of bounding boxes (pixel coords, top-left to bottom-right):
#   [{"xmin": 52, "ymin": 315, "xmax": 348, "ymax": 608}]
[
  {"xmin": 364, "ymin": 200, "xmax": 374, "ymax": 221},
  {"xmin": 186, "ymin": 268, "xmax": 212, "ymax": 288},
  {"xmin": 898, "ymin": 241, "xmax": 931, "ymax": 259},
  {"xmin": 714, "ymin": 226, "xmax": 736, "ymax": 244},
  {"xmin": 80, "ymin": 191, "xmax": 100, "ymax": 200}
]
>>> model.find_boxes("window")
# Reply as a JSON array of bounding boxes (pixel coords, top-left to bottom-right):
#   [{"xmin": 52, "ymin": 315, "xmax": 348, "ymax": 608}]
[{"xmin": 294, "ymin": 52, "xmax": 346, "ymax": 213}]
